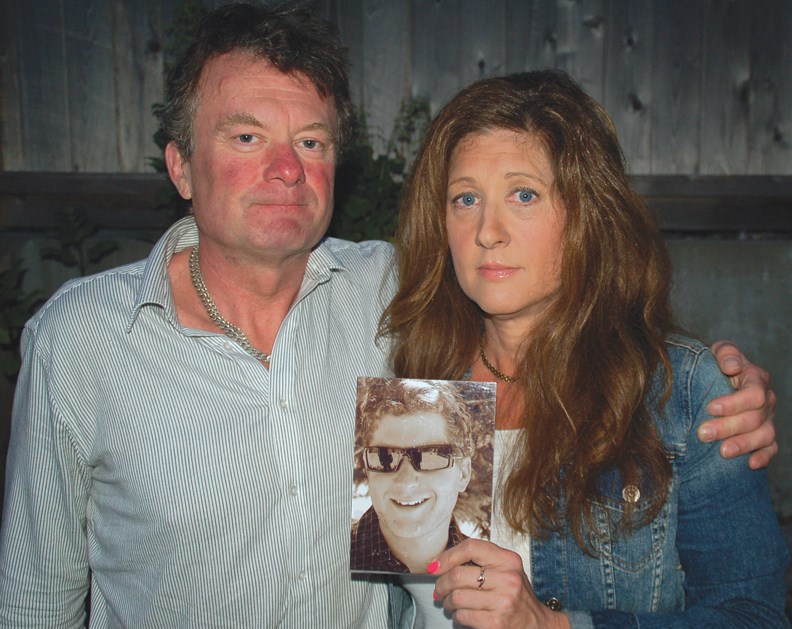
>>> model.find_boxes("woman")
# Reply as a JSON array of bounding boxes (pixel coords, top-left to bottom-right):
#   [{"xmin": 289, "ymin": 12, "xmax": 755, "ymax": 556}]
[
  {"xmin": 351, "ymin": 378, "xmax": 493, "ymax": 574},
  {"xmin": 382, "ymin": 71, "xmax": 789, "ymax": 627}
]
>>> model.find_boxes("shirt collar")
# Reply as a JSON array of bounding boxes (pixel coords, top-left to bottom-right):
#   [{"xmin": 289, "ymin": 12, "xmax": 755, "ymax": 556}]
[
  {"xmin": 127, "ymin": 216, "xmax": 198, "ymax": 332},
  {"xmin": 295, "ymin": 237, "xmax": 348, "ymax": 302},
  {"xmin": 126, "ymin": 218, "xmax": 349, "ymax": 331}
]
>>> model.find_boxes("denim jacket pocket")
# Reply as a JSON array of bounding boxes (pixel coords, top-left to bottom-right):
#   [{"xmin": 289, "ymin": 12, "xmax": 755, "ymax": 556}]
[{"xmin": 585, "ymin": 470, "xmax": 677, "ymax": 611}]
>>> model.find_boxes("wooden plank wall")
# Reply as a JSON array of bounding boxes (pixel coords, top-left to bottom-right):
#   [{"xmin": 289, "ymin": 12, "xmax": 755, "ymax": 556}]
[
  {"xmin": 0, "ymin": 0, "xmax": 180, "ymax": 172},
  {"xmin": 1, "ymin": 0, "xmax": 791, "ymax": 175}
]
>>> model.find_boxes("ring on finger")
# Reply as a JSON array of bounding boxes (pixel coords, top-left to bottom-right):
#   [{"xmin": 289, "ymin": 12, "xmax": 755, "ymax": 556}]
[{"xmin": 477, "ymin": 566, "xmax": 485, "ymax": 590}]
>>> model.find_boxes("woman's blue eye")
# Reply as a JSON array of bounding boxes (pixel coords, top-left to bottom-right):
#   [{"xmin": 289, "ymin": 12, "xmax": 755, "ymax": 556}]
[
  {"xmin": 459, "ymin": 194, "xmax": 476, "ymax": 206},
  {"xmin": 516, "ymin": 189, "xmax": 535, "ymax": 203}
]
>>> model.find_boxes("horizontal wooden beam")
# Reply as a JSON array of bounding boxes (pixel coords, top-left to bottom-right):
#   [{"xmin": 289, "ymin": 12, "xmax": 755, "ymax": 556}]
[
  {"xmin": 0, "ymin": 172, "xmax": 177, "ymax": 231},
  {"xmin": 631, "ymin": 176, "xmax": 792, "ymax": 233},
  {"xmin": 0, "ymin": 172, "xmax": 170, "ymax": 198},
  {"xmin": 1, "ymin": 172, "xmax": 791, "ymax": 233},
  {"xmin": 630, "ymin": 175, "xmax": 792, "ymax": 198}
]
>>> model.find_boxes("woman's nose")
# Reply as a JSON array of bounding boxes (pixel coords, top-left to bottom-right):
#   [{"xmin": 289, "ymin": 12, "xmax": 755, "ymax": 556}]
[{"xmin": 475, "ymin": 202, "xmax": 509, "ymax": 248}]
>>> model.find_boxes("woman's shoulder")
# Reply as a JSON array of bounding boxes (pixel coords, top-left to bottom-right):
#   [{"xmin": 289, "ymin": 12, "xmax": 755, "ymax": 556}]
[
  {"xmin": 664, "ymin": 332, "xmax": 710, "ymax": 358},
  {"xmin": 655, "ymin": 333, "xmax": 732, "ymax": 449},
  {"xmin": 662, "ymin": 333, "xmax": 724, "ymax": 384}
]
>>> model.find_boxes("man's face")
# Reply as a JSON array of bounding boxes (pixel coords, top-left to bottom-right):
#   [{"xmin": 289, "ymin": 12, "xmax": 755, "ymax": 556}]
[
  {"xmin": 166, "ymin": 51, "xmax": 338, "ymax": 265},
  {"xmin": 366, "ymin": 412, "xmax": 471, "ymax": 540}
]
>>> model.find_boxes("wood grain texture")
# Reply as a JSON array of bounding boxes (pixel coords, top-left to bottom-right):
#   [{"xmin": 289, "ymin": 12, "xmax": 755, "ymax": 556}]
[
  {"xmin": 554, "ymin": 0, "xmax": 605, "ymax": 101},
  {"xmin": 747, "ymin": 0, "xmax": 792, "ymax": 174},
  {"xmin": 650, "ymin": 0, "xmax": 704, "ymax": 173},
  {"xmin": 603, "ymin": 0, "xmax": 654, "ymax": 174},
  {"xmin": 505, "ymin": 0, "xmax": 558, "ymax": 73},
  {"xmin": 65, "ymin": 0, "xmax": 118, "ymax": 171},
  {"xmin": 111, "ymin": 0, "xmax": 167, "ymax": 172},
  {"xmin": 410, "ymin": 0, "xmax": 461, "ymax": 113},
  {"xmin": 3, "ymin": 172, "xmax": 789, "ymax": 232},
  {"xmin": 2, "ymin": 0, "xmax": 792, "ymax": 175},
  {"xmin": 15, "ymin": 0, "xmax": 73, "ymax": 170},
  {"xmin": 700, "ymin": 0, "xmax": 751, "ymax": 175},
  {"xmin": 360, "ymin": 0, "xmax": 411, "ymax": 153},
  {"xmin": 457, "ymin": 0, "xmax": 506, "ymax": 87},
  {"xmin": 0, "ymin": 0, "xmax": 23, "ymax": 170},
  {"xmin": 321, "ymin": 0, "xmax": 365, "ymax": 106}
]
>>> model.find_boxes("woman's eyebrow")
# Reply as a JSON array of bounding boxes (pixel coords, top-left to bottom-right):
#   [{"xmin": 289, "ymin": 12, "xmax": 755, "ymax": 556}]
[
  {"xmin": 447, "ymin": 175, "xmax": 476, "ymax": 187},
  {"xmin": 504, "ymin": 171, "xmax": 549, "ymax": 187}
]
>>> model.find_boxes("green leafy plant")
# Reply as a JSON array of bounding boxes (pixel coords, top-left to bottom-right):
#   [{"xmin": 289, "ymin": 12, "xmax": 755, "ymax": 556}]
[
  {"xmin": 40, "ymin": 208, "xmax": 119, "ymax": 276},
  {"xmin": 0, "ymin": 255, "xmax": 40, "ymax": 382},
  {"xmin": 149, "ymin": 0, "xmax": 207, "ymax": 221},
  {"xmin": 330, "ymin": 97, "xmax": 431, "ymax": 242}
]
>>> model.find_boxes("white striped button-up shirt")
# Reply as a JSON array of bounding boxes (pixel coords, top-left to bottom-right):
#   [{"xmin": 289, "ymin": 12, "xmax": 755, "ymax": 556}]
[{"xmin": 0, "ymin": 217, "xmax": 395, "ymax": 628}]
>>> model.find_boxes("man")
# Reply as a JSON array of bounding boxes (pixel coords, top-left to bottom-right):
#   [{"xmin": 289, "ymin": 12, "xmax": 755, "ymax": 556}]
[{"xmin": 0, "ymin": 3, "xmax": 777, "ymax": 627}]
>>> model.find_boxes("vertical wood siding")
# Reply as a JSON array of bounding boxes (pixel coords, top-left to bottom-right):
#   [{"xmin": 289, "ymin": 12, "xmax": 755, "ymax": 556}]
[
  {"xmin": 602, "ymin": 0, "xmax": 654, "ymax": 173},
  {"xmin": 1, "ymin": 0, "xmax": 790, "ymax": 174}
]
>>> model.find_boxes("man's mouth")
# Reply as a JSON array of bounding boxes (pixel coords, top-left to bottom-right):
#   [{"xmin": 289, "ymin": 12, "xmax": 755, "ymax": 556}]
[{"xmin": 393, "ymin": 497, "xmax": 430, "ymax": 508}]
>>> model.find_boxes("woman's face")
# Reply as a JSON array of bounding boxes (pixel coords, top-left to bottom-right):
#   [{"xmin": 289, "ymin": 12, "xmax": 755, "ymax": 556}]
[
  {"xmin": 366, "ymin": 412, "xmax": 471, "ymax": 540},
  {"xmin": 445, "ymin": 128, "xmax": 566, "ymax": 329}
]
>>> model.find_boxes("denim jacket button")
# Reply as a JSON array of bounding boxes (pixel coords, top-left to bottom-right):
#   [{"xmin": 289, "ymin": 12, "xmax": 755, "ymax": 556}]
[
  {"xmin": 622, "ymin": 484, "xmax": 641, "ymax": 503},
  {"xmin": 544, "ymin": 597, "xmax": 563, "ymax": 611}
]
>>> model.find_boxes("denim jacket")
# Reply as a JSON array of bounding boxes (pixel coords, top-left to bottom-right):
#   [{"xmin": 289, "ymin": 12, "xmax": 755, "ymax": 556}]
[{"xmin": 390, "ymin": 335, "xmax": 790, "ymax": 628}]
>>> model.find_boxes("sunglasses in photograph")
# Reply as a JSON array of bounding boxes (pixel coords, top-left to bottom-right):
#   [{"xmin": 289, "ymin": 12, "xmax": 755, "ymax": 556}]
[{"xmin": 363, "ymin": 445, "xmax": 464, "ymax": 473}]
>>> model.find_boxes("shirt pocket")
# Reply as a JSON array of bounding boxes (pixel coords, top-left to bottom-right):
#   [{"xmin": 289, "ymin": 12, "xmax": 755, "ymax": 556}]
[{"xmin": 587, "ymin": 471, "xmax": 671, "ymax": 575}]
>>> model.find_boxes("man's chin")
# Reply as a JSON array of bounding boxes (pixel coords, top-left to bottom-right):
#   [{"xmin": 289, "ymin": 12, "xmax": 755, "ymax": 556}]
[{"xmin": 382, "ymin": 517, "xmax": 448, "ymax": 540}]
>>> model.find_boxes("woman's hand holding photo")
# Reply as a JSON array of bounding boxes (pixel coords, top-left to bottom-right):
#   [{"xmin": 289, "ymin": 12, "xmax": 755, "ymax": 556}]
[{"xmin": 429, "ymin": 539, "xmax": 570, "ymax": 629}]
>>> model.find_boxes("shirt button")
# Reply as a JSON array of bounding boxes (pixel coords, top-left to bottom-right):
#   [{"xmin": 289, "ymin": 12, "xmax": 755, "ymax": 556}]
[
  {"xmin": 298, "ymin": 570, "xmax": 308, "ymax": 581},
  {"xmin": 278, "ymin": 398, "xmax": 289, "ymax": 410},
  {"xmin": 289, "ymin": 484, "xmax": 299, "ymax": 496},
  {"xmin": 223, "ymin": 341, "xmax": 235, "ymax": 352},
  {"xmin": 545, "ymin": 597, "xmax": 563, "ymax": 611}
]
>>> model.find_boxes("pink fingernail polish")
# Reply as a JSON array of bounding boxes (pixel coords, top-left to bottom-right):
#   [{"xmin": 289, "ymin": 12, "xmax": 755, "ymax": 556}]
[
  {"xmin": 433, "ymin": 590, "xmax": 439, "ymax": 602},
  {"xmin": 427, "ymin": 560, "xmax": 439, "ymax": 574}
]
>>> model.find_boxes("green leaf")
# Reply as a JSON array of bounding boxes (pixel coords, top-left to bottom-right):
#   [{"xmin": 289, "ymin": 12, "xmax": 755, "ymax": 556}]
[{"xmin": 87, "ymin": 241, "xmax": 119, "ymax": 264}]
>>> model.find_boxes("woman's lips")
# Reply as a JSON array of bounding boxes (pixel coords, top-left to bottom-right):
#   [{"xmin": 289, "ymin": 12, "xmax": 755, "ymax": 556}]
[{"xmin": 478, "ymin": 263, "xmax": 519, "ymax": 280}]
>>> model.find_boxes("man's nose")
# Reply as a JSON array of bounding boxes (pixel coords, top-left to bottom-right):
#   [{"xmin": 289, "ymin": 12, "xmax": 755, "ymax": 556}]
[
  {"xmin": 392, "ymin": 454, "xmax": 422, "ymax": 483},
  {"xmin": 263, "ymin": 143, "xmax": 306, "ymax": 186}
]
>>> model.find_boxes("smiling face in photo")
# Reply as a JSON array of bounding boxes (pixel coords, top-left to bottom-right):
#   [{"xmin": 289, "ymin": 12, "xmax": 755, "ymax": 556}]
[{"xmin": 365, "ymin": 412, "xmax": 471, "ymax": 540}]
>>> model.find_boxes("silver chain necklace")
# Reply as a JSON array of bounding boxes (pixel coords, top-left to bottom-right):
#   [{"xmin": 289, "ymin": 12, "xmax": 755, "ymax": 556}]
[{"xmin": 189, "ymin": 245, "xmax": 271, "ymax": 365}]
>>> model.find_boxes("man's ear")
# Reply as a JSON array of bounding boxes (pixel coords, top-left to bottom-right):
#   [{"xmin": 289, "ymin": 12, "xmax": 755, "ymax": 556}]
[
  {"xmin": 457, "ymin": 457, "xmax": 472, "ymax": 493},
  {"xmin": 165, "ymin": 141, "xmax": 193, "ymax": 200}
]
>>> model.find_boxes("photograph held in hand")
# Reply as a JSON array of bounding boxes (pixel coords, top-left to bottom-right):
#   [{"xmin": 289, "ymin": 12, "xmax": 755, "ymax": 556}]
[{"xmin": 351, "ymin": 377, "xmax": 495, "ymax": 574}]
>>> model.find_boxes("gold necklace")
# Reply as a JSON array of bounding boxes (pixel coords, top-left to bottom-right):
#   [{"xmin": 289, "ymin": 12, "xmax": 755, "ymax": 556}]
[
  {"xmin": 189, "ymin": 245, "xmax": 271, "ymax": 365},
  {"xmin": 478, "ymin": 336, "xmax": 519, "ymax": 383}
]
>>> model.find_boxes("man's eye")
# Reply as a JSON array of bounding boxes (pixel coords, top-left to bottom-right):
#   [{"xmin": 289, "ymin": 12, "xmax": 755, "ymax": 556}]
[
  {"xmin": 237, "ymin": 134, "xmax": 256, "ymax": 143},
  {"xmin": 299, "ymin": 139, "xmax": 321, "ymax": 150}
]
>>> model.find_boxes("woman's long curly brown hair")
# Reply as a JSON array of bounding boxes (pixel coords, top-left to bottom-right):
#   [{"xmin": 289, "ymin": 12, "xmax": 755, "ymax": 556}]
[{"xmin": 380, "ymin": 70, "xmax": 675, "ymax": 551}]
